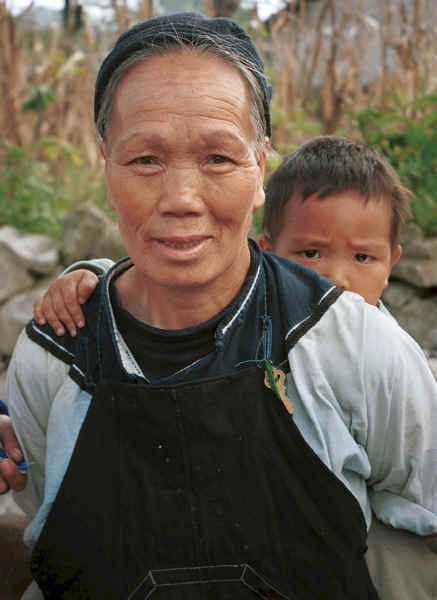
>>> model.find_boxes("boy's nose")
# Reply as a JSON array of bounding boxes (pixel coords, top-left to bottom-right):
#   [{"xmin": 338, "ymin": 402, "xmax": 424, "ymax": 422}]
[{"xmin": 322, "ymin": 263, "xmax": 349, "ymax": 290}]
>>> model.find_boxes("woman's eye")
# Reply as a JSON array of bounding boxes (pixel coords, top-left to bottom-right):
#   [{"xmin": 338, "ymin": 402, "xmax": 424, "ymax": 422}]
[
  {"xmin": 298, "ymin": 249, "xmax": 320, "ymax": 259},
  {"xmin": 208, "ymin": 154, "xmax": 230, "ymax": 164},
  {"xmin": 355, "ymin": 253, "xmax": 372, "ymax": 263},
  {"xmin": 130, "ymin": 156, "xmax": 156, "ymax": 165}
]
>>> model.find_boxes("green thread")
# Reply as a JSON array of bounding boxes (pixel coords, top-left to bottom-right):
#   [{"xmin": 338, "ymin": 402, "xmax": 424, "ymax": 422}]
[{"xmin": 264, "ymin": 358, "xmax": 281, "ymax": 401}]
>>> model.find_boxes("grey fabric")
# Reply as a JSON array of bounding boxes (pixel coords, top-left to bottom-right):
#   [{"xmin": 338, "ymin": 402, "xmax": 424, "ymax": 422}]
[{"xmin": 366, "ymin": 517, "xmax": 437, "ymax": 600}]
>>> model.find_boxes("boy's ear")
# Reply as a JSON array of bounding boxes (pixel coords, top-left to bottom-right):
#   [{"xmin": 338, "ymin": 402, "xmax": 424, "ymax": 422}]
[
  {"xmin": 258, "ymin": 234, "xmax": 273, "ymax": 251},
  {"xmin": 391, "ymin": 244, "xmax": 402, "ymax": 267},
  {"xmin": 384, "ymin": 244, "xmax": 402, "ymax": 289}
]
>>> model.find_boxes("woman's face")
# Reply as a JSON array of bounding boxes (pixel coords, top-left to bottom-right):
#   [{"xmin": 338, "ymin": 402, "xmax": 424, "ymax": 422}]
[{"xmin": 102, "ymin": 49, "xmax": 266, "ymax": 300}]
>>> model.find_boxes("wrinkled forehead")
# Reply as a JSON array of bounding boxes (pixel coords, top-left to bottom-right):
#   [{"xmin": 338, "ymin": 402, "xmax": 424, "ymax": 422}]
[
  {"xmin": 105, "ymin": 49, "xmax": 259, "ymax": 151},
  {"xmin": 114, "ymin": 46, "xmax": 247, "ymax": 95}
]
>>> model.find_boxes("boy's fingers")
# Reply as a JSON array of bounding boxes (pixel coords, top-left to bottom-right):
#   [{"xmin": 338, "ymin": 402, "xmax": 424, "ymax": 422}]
[
  {"xmin": 0, "ymin": 460, "xmax": 26, "ymax": 492},
  {"xmin": 33, "ymin": 269, "xmax": 97, "ymax": 336},
  {"xmin": 77, "ymin": 272, "xmax": 99, "ymax": 305},
  {"xmin": 33, "ymin": 298, "xmax": 46, "ymax": 325},
  {"xmin": 0, "ymin": 417, "xmax": 26, "ymax": 493},
  {"xmin": 51, "ymin": 287, "xmax": 78, "ymax": 336},
  {"xmin": 59, "ymin": 279, "xmax": 88, "ymax": 331},
  {"xmin": 38, "ymin": 291, "xmax": 67, "ymax": 336},
  {"xmin": 0, "ymin": 415, "xmax": 23, "ymax": 463},
  {"xmin": 34, "ymin": 291, "xmax": 66, "ymax": 335}
]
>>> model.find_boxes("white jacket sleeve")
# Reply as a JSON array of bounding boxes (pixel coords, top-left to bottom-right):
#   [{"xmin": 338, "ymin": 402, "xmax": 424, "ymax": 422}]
[
  {"xmin": 363, "ymin": 308, "xmax": 437, "ymax": 535},
  {"xmin": 288, "ymin": 291, "xmax": 437, "ymax": 536},
  {"xmin": 6, "ymin": 330, "xmax": 69, "ymax": 522}
]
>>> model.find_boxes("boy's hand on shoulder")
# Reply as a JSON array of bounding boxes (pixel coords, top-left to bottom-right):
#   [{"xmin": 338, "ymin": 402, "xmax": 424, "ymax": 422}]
[
  {"xmin": 0, "ymin": 415, "xmax": 26, "ymax": 493},
  {"xmin": 34, "ymin": 269, "xmax": 98, "ymax": 337}
]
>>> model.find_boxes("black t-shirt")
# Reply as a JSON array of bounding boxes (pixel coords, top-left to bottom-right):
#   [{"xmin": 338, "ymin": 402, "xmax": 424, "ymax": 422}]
[
  {"xmin": 110, "ymin": 284, "xmax": 221, "ymax": 381},
  {"xmin": 109, "ymin": 245, "xmax": 258, "ymax": 382}
]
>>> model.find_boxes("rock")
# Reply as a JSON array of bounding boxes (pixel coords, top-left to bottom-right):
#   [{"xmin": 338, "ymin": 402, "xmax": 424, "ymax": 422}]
[
  {"xmin": 403, "ymin": 238, "xmax": 437, "ymax": 260},
  {"xmin": 428, "ymin": 329, "xmax": 437, "ymax": 357},
  {"xmin": 390, "ymin": 257, "xmax": 437, "ymax": 288},
  {"xmin": 0, "ymin": 273, "xmax": 61, "ymax": 356},
  {"xmin": 400, "ymin": 222, "xmax": 423, "ymax": 244},
  {"xmin": 61, "ymin": 202, "xmax": 115, "ymax": 265},
  {"xmin": 384, "ymin": 292, "xmax": 437, "ymax": 350},
  {"xmin": 382, "ymin": 280, "xmax": 417, "ymax": 310},
  {"xmin": 94, "ymin": 223, "xmax": 126, "ymax": 262},
  {"xmin": 394, "ymin": 224, "xmax": 437, "ymax": 286},
  {"xmin": 401, "ymin": 222, "xmax": 437, "ymax": 260},
  {"xmin": 0, "ymin": 248, "xmax": 34, "ymax": 304},
  {"xmin": 0, "ymin": 226, "xmax": 60, "ymax": 275}
]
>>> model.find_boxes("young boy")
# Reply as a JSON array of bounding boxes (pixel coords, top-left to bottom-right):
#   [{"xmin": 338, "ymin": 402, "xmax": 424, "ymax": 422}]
[
  {"xmin": 260, "ymin": 136, "xmax": 436, "ymax": 600},
  {"xmin": 259, "ymin": 135, "xmax": 406, "ymax": 308},
  {"xmin": 32, "ymin": 136, "xmax": 437, "ymax": 599}
]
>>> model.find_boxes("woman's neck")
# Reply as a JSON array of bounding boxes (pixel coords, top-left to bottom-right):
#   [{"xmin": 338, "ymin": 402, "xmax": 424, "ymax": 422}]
[{"xmin": 114, "ymin": 256, "xmax": 251, "ymax": 331}]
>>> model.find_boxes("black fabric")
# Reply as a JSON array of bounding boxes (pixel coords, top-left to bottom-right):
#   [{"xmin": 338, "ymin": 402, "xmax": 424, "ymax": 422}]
[
  {"xmin": 109, "ymin": 243, "xmax": 261, "ymax": 381},
  {"xmin": 25, "ymin": 242, "xmax": 342, "ymax": 388},
  {"xmin": 31, "ymin": 367, "xmax": 378, "ymax": 600},
  {"xmin": 111, "ymin": 282, "xmax": 220, "ymax": 380},
  {"xmin": 94, "ymin": 11, "xmax": 273, "ymax": 137}
]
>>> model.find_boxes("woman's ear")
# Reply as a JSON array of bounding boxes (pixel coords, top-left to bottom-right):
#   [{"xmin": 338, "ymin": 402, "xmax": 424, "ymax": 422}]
[
  {"xmin": 254, "ymin": 140, "xmax": 268, "ymax": 211},
  {"xmin": 99, "ymin": 140, "xmax": 116, "ymax": 211},
  {"xmin": 99, "ymin": 138, "xmax": 107, "ymax": 161}
]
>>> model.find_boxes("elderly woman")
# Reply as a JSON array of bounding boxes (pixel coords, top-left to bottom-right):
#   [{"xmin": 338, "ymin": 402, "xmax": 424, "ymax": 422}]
[{"xmin": 6, "ymin": 11, "xmax": 437, "ymax": 600}]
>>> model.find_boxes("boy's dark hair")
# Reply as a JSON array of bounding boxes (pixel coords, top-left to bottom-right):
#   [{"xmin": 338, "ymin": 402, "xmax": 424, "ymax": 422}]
[{"xmin": 263, "ymin": 136, "xmax": 412, "ymax": 249}]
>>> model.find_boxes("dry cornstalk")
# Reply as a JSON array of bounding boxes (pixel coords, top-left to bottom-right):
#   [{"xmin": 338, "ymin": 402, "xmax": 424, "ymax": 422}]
[{"xmin": 0, "ymin": 2, "xmax": 24, "ymax": 146}]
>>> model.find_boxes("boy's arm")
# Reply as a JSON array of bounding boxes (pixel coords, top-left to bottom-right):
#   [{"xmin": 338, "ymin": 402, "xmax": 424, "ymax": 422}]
[
  {"xmin": 288, "ymin": 291, "xmax": 437, "ymax": 539},
  {"xmin": 34, "ymin": 259, "xmax": 114, "ymax": 337},
  {"xmin": 364, "ymin": 315, "xmax": 437, "ymax": 537}
]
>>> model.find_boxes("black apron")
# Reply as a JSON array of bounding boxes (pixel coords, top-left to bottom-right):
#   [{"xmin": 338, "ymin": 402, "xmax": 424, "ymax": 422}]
[{"xmin": 31, "ymin": 366, "xmax": 379, "ymax": 600}]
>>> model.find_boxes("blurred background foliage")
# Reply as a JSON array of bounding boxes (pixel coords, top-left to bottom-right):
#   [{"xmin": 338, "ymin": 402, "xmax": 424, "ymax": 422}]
[{"xmin": 1, "ymin": 0, "xmax": 436, "ymax": 238}]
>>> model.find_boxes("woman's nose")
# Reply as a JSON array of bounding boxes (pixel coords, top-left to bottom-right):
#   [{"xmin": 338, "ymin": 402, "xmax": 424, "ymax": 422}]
[{"xmin": 158, "ymin": 168, "xmax": 204, "ymax": 216}]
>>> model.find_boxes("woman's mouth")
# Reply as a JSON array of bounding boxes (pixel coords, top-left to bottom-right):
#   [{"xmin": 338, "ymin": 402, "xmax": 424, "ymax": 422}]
[
  {"xmin": 153, "ymin": 236, "xmax": 212, "ymax": 259},
  {"xmin": 159, "ymin": 239, "xmax": 205, "ymax": 249}
]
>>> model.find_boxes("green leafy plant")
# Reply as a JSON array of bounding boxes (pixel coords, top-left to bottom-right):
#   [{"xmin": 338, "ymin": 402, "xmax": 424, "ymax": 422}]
[
  {"xmin": 0, "ymin": 138, "xmax": 108, "ymax": 238},
  {"xmin": 353, "ymin": 95, "xmax": 437, "ymax": 237},
  {"xmin": 22, "ymin": 85, "xmax": 56, "ymax": 113},
  {"xmin": 0, "ymin": 140, "xmax": 62, "ymax": 237}
]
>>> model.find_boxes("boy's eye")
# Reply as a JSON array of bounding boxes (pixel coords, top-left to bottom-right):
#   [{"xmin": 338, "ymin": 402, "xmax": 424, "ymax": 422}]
[
  {"xmin": 355, "ymin": 253, "xmax": 372, "ymax": 263},
  {"xmin": 297, "ymin": 249, "xmax": 320, "ymax": 259}
]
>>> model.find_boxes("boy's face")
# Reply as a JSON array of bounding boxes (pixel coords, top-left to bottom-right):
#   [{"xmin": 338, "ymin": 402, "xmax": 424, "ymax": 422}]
[{"xmin": 259, "ymin": 191, "xmax": 402, "ymax": 305}]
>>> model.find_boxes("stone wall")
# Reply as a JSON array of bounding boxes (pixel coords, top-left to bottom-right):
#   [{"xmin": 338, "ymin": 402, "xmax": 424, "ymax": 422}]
[
  {"xmin": 0, "ymin": 202, "xmax": 126, "ymax": 364},
  {"xmin": 0, "ymin": 206, "xmax": 436, "ymax": 377},
  {"xmin": 382, "ymin": 223, "xmax": 437, "ymax": 354}
]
